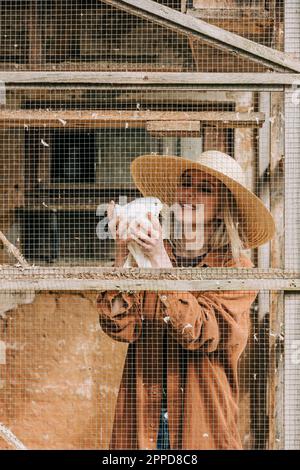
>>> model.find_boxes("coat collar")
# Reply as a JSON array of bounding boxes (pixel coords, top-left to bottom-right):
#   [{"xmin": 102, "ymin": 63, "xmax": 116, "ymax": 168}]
[{"xmin": 163, "ymin": 239, "xmax": 232, "ymax": 268}]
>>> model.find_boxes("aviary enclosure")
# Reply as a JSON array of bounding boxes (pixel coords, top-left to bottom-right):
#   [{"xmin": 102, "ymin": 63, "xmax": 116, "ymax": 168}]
[{"xmin": 0, "ymin": 0, "xmax": 300, "ymax": 450}]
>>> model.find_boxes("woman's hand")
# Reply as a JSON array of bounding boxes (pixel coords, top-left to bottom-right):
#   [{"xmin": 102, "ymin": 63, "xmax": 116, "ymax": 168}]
[
  {"xmin": 126, "ymin": 211, "xmax": 172, "ymax": 268},
  {"xmin": 107, "ymin": 200, "xmax": 172, "ymax": 268},
  {"xmin": 107, "ymin": 200, "xmax": 131, "ymax": 266}
]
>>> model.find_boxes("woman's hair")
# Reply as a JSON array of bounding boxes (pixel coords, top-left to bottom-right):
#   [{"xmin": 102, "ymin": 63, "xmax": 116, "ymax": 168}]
[{"xmin": 208, "ymin": 182, "xmax": 249, "ymax": 265}]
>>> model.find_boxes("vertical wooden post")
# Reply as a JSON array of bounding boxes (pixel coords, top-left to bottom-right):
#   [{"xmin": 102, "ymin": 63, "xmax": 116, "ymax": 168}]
[
  {"xmin": 258, "ymin": 87, "xmax": 285, "ymax": 450},
  {"xmin": 181, "ymin": 1, "xmax": 187, "ymax": 13},
  {"xmin": 284, "ymin": 93, "xmax": 300, "ymax": 449},
  {"xmin": 25, "ymin": 1, "xmax": 43, "ymax": 68},
  {"xmin": 284, "ymin": 0, "xmax": 300, "ymax": 449},
  {"xmin": 268, "ymin": 91, "xmax": 285, "ymax": 449},
  {"xmin": 255, "ymin": 91, "xmax": 271, "ymax": 449}
]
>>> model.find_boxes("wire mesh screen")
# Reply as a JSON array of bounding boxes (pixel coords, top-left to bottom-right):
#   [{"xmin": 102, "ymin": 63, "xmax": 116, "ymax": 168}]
[
  {"xmin": 0, "ymin": 86, "xmax": 282, "ymax": 268},
  {"xmin": 0, "ymin": 289, "xmax": 285, "ymax": 449},
  {"xmin": 0, "ymin": 0, "xmax": 284, "ymax": 73},
  {"xmin": 0, "ymin": 84, "xmax": 290, "ymax": 450},
  {"xmin": 0, "ymin": 0, "xmax": 299, "ymax": 453}
]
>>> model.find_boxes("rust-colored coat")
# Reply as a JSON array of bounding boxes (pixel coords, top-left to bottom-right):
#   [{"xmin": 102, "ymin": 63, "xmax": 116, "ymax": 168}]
[{"xmin": 96, "ymin": 242, "xmax": 258, "ymax": 450}]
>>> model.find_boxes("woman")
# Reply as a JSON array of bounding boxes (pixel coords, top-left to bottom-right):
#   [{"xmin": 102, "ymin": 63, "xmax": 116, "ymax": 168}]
[{"xmin": 96, "ymin": 150, "xmax": 275, "ymax": 450}]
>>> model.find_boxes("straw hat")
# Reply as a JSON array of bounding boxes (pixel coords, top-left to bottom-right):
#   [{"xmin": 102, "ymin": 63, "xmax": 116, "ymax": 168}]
[{"xmin": 130, "ymin": 150, "xmax": 275, "ymax": 249}]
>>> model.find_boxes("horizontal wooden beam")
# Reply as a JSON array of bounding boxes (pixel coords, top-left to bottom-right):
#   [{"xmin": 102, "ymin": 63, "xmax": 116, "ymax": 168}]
[
  {"xmin": 1, "ymin": 279, "xmax": 300, "ymax": 291},
  {"xmin": 0, "ymin": 72, "xmax": 300, "ymax": 87},
  {"xmin": 0, "ymin": 267, "xmax": 299, "ymax": 291},
  {"xmin": 0, "ymin": 61, "xmax": 184, "ymax": 73},
  {"xmin": 0, "ymin": 110, "xmax": 265, "ymax": 128},
  {"xmin": 146, "ymin": 120, "xmax": 201, "ymax": 136},
  {"xmin": 187, "ymin": 8, "xmax": 271, "ymax": 21},
  {"xmin": 26, "ymin": 183, "xmax": 136, "ymax": 190},
  {"xmin": 100, "ymin": 0, "xmax": 300, "ymax": 73}
]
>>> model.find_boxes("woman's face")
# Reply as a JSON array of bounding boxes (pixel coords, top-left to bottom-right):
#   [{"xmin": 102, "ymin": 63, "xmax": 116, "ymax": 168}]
[{"xmin": 174, "ymin": 168, "xmax": 221, "ymax": 226}]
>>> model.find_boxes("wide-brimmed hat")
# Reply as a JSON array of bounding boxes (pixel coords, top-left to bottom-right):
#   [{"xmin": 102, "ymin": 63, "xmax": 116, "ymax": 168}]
[{"xmin": 130, "ymin": 150, "xmax": 275, "ymax": 249}]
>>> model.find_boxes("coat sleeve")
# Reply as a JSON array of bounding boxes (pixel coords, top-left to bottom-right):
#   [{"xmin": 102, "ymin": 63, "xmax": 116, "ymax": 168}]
[
  {"xmin": 96, "ymin": 290, "xmax": 144, "ymax": 344},
  {"xmin": 158, "ymin": 255, "xmax": 258, "ymax": 352}
]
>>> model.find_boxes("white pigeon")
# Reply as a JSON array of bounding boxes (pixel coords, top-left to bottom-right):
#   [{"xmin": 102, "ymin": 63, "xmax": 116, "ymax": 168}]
[{"xmin": 112, "ymin": 197, "xmax": 165, "ymax": 267}]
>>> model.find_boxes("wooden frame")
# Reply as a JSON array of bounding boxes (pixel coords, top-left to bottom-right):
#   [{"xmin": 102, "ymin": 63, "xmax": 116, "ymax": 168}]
[
  {"xmin": 1, "ymin": 72, "xmax": 300, "ymax": 87},
  {"xmin": 0, "ymin": 0, "xmax": 298, "ymax": 452},
  {"xmin": 0, "ymin": 267, "xmax": 299, "ymax": 292},
  {"xmin": 100, "ymin": 0, "xmax": 300, "ymax": 73},
  {"xmin": 284, "ymin": 90, "xmax": 300, "ymax": 449},
  {"xmin": 0, "ymin": 110, "xmax": 265, "ymax": 128},
  {"xmin": 283, "ymin": 0, "xmax": 300, "ymax": 450},
  {"xmin": 146, "ymin": 120, "xmax": 201, "ymax": 137}
]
